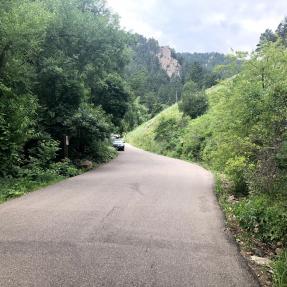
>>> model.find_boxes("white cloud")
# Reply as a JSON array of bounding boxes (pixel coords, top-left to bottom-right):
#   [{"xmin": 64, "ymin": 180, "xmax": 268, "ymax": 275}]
[
  {"xmin": 106, "ymin": 0, "xmax": 287, "ymax": 53},
  {"xmin": 241, "ymin": 17, "xmax": 283, "ymax": 34},
  {"xmin": 107, "ymin": 0, "xmax": 162, "ymax": 39}
]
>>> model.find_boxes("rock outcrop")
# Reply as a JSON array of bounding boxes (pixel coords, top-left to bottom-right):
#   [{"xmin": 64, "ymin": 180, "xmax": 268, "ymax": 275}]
[{"xmin": 157, "ymin": 46, "xmax": 181, "ymax": 78}]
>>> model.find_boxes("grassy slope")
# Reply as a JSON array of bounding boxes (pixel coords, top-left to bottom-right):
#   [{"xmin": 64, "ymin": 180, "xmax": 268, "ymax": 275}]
[
  {"xmin": 126, "ymin": 104, "xmax": 182, "ymax": 154},
  {"xmin": 126, "ymin": 82, "xmax": 221, "ymax": 156}
]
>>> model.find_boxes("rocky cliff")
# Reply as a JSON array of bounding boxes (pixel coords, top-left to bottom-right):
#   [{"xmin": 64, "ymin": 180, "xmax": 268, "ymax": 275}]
[{"xmin": 157, "ymin": 46, "xmax": 181, "ymax": 78}]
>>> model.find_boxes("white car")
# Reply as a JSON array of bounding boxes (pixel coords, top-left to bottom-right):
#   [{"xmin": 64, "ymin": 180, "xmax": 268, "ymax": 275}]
[{"xmin": 112, "ymin": 138, "xmax": 125, "ymax": 151}]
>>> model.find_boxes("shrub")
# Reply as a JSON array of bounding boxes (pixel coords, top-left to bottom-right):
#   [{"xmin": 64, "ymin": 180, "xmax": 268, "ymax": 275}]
[
  {"xmin": 0, "ymin": 174, "xmax": 62, "ymax": 203},
  {"xmin": 234, "ymin": 196, "xmax": 287, "ymax": 244},
  {"xmin": 181, "ymin": 114, "xmax": 210, "ymax": 162},
  {"xmin": 50, "ymin": 159, "xmax": 80, "ymax": 177},
  {"xmin": 224, "ymin": 156, "xmax": 250, "ymax": 196},
  {"xmin": 179, "ymin": 80, "xmax": 208, "ymax": 118},
  {"xmin": 0, "ymin": 159, "xmax": 80, "ymax": 203},
  {"xmin": 23, "ymin": 134, "xmax": 60, "ymax": 168},
  {"xmin": 66, "ymin": 103, "xmax": 113, "ymax": 160},
  {"xmin": 154, "ymin": 117, "xmax": 182, "ymax": 154},
  {"xmin": 0, "ymin": 83, "xmax": 38, "ymax": 176},
  {"xmin": 87, "ymin": 141, "xmax": 117, "ymax": 163}
]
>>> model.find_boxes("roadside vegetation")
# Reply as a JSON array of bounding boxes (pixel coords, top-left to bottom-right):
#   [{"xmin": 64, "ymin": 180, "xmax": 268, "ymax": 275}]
[
  {"xmin": 0, "ymin": 159, "xmax": 79, "ymax": 203},
  {"xmin": 127, "ymin": 35, "xmax": 287, "ymax": 286}
]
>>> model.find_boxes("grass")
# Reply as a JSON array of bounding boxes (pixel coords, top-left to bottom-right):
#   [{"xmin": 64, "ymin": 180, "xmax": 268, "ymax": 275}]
[
  {"xmin": 273, "ymin": 251, "xmax": 287, "ymax": 287},
  {"xmin": 126, "ymin": 104, "xmax": 182, "ymax": 155},
  {"xmin": 0, "ymin": 175, "xmax": 65, "ymax": 204}
]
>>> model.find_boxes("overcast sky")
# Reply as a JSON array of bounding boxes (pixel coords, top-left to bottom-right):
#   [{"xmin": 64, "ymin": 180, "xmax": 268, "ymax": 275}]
[{"xmin": 106, "ymin": 0, "xmax": 287, "ymax": 53}]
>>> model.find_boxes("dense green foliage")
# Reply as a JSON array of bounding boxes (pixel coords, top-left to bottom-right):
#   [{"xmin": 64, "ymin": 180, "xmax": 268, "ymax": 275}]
[
  {"xmin": 0, "ymin": 0, "xmax": 130, "ymax": 180},
  {"xmin": 177, "ymin": 52, "xmax": 230, "ymax": 88},
  {"xmin": 179, "ymin": 80, "xmax": 208, "ymax": 118},
  {"xmin": 0, "ymin": 0, "xmax": 129, "ymax": 199},
  {"xmin": 0, "ymin": 158, "xmax": 80, "ymax": 203}
]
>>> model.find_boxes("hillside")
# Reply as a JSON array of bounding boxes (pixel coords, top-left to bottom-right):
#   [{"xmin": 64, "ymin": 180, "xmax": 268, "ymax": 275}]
[
  {"xmin": 126, "ymin": 103, "xmax": 183, "ymax": 155},
  {"xmin": 126, "ymin": 83, "xmax": 220, "ymax": 158}
]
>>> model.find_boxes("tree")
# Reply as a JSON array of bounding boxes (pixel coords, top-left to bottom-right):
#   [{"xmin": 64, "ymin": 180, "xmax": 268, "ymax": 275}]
[
  {"xmin": 37, "ymin": 56, "xmax": 85, "ymax": 140},
  {"xmin": 0, "ymin": 83, "xmax": 38, "ymax": 176},
  {"xmin": 179, "ymin": 80, "xmax": 208, "ymax": 118},
  {"xmin": 0, "ymin": 1, "xmax": 52, "ymax": 175},
  {"xmin": 122, "ymin": 97, "xmax": 149, "ymax": 131},
  {"xmin": 66, "ymin": 103, "xmax": 112, "ymax": 158},
  {"xmin": 276, "ymin": 17, "xmax": 287, "ymax": 45},
  {"xmin": 35, "ymin": 0, "xmax": 130, "ymax": 153},
  {"xmin": 188, "ymin": 62, "xmax": 205, "ymax": 87},
  {"xmin": 256, "ymin": 29, "xmax": 277, "ymax": 51},
  {"xmin": 0, "ymin": 0, "xmax": 52, "ymax": 91},
  {"xmin": 92, "ymin": 73, "xmax": 131, "ymax": 127}
]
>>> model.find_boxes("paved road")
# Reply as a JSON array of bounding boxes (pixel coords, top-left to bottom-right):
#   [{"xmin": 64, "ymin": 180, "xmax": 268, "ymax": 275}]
[{"xmin": 0, "ymin": 144, "xmax": 259, "ymax": 287}]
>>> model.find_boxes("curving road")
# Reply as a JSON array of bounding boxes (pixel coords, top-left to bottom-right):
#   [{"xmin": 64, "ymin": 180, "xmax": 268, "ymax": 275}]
[{"xmin": 0, "ymin": 144, "xmax": 259, "ymax": 287}]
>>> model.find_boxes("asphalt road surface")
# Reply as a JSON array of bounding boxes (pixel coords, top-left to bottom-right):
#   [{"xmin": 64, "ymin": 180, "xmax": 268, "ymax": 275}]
[{"xmin": 0, "ymin": 144, "xmax": 259, "ymax": 287}]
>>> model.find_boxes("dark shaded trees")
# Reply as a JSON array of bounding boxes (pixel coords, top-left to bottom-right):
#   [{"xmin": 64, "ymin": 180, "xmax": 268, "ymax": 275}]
[
  {"xmin": 179, "ymin": 81, "xmax": 208, "ymax": 119},
  {"xmin": 0, "ymin": 0, "xmax": 133, "ymax": 176},
  {"xmin": 91, "ymin": 73, "xmax": 131, "ymax": 128}
]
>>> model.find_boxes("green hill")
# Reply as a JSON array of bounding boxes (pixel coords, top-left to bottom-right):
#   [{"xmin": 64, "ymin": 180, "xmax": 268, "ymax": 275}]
[
  {"xmin": 126, "ymin": 103, "xmax": 182, "ymax": 155},
  {"xmin": 126, "ymin": 82, "xmax": 226, "ymax": 160}
]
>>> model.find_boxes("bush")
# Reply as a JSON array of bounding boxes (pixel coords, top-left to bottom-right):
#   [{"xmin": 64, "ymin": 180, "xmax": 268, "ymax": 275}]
[
  {"xmin": 66, "ymin": 103, "xmax": 113, "ymax": 160},
  {"xmin": 0, "ymin": 174, "xmax": 62, "ymax": 203},
  {"xmin": 0, "ymin": 159, "xmax": 80, "ymax": 203},
  {"xmin": 181, "ymin": 114, "xmax": 210, "ymax": 162},
  {"xmin": 234, "ymin": 195, "xmax": 287, "ymax": 244},
  {"xmin": 224, "ymin": 156, "xmax": 250, "ymax": 196},
  {"xmin": 179, "ymin": 80, "xmax": 208, "ymax": 118},
  {"xmin": 50, "ymin": 159, "xmax": 80, "ymax": 177},
  {"xmin": 87, "ymin": 141, "xmax": 117, "ymax": 163},
  {"xmin": 0, "ymin": 83, "xmax": 38, "ymax": 176},
  {"xmin": 154, "ymin": 117, "xmax": 183, "ymax": 155},
  {"xmin": 23, "ymin": 134, "xmax": 60, "ymax": 168}
]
